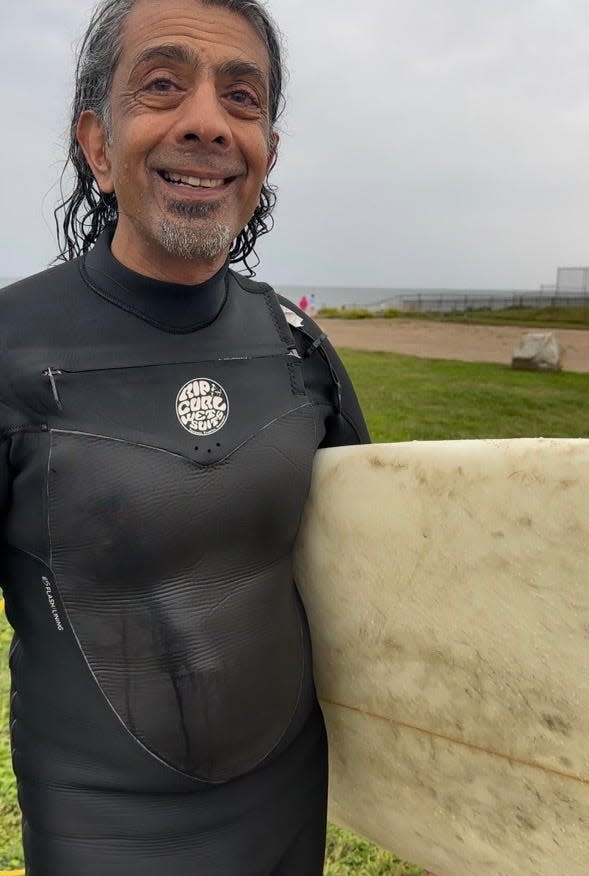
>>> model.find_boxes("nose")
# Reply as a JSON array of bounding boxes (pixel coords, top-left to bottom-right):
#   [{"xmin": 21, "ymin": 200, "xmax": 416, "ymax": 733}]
[{"xmin": 173, "ymin": 80, "xmax": 233, "ymax": 149}]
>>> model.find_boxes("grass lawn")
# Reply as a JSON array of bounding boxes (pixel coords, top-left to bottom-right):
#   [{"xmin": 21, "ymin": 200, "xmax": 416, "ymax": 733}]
[
  {"xmin": 425, "ymin": 304, "xmax": 589, "ymax": 330},
  {"xmin": 0, "ymin": 620, "xmax": 21, "ymax": 871},
  {"xmin": 1, "ymin": 349, "xmax": 588, "ymax": 872},
  {"xmin": 343, "ymin": 350, "xmax": 589, "ymax": 443},
  {"xmin": 319, "ymin": 304, "xmax": 589, "ymax": 330}
]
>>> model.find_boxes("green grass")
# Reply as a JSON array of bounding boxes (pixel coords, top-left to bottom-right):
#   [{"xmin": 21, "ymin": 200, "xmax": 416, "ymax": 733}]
[
  {"xmin": 319, "ymin": 304, "xmax": 589, "ymax": 330},
  {"xmin": 2, "ymin": 349, "xmax": 588, "ymax": 871},
  {"xmin": 319, "ymin": 307, "xmax": 398, "ymax": 320},
  {"xmin": 0, "ymin": 621, "xmax": 21, "ymax": 871},
  {"xmin": 325, "ymin": 826, "xmax": 423, "ymax": 875},
  {"xmin": 340, "ymin": 350, "xmax": 589, "ymax": 443},
  {"xmin": 416, "ymin": 305, "xmax": 589, "ymax": 330}
]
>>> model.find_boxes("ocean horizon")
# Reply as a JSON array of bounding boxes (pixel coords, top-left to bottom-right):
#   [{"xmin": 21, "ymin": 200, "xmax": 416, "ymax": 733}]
[
  {"xmin": 275, "ymin": 284, "xmax": 549, "ymax": 311},
  {"xmin": 1, "ymin": 275, "xmax": 564, "ymax": 312}
]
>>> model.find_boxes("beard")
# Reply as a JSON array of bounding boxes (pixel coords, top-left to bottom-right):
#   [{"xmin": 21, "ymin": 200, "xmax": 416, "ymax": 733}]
[{"xmin": 157, "ymin": 199, "xmax": 234, "ymax": 262}]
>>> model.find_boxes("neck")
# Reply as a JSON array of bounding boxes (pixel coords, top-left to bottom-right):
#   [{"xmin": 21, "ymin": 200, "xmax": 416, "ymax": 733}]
[{"xmin": 111, "ymin": 223, "xmax": 229, "ymax": 286}]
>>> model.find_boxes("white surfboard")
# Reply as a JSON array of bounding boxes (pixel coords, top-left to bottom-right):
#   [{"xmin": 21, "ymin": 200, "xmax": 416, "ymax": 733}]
[{"xmin": 293, "ymin": 439, "xmax": 589, "ymax": 876}]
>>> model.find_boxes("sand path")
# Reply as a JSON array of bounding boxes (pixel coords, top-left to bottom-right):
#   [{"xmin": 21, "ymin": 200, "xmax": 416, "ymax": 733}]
[{"xmin": 317, "ymin": 319, "xmax": 589, "ymax": 372}]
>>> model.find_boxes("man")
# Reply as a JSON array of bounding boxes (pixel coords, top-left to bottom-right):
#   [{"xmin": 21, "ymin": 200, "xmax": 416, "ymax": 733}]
[{"xmin": 0, "ymin": 1, "xmax": 368, "ymax": 874}]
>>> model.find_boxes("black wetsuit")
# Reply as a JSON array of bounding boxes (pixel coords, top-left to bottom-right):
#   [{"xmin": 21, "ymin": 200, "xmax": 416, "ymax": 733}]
[{"xmin": 0, "ymin": 229, "xmax": 369, "ymax": 876}]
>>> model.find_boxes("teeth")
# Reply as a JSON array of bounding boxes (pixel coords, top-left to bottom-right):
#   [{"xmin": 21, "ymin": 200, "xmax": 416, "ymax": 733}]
[{"xmin": 163, "ymin": 171, "xmax": 225, "ymax": 188}]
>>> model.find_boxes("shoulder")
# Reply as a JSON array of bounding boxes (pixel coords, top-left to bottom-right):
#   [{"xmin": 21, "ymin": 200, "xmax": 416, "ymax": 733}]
[
  {"xmin": 228, "ymin": 270, "xmax": 271, "ymax": 296},
  {"xmin": 0, "ymin": 259, "xmax": 81, "ymax": 318},
  {"xmin": 231, "ymin": 275, "xmax": 370, "ymax": 444},
  {"xmin": 272, "ymin": 294, "xmax": 371, "ymax": 446},
  {"xmin": 228, "ymin": 272, "xmax": 325, "ymax": 348},
  {"xmin": 0, "ymin": 260, "xmax": 82, "ymax": 348}
]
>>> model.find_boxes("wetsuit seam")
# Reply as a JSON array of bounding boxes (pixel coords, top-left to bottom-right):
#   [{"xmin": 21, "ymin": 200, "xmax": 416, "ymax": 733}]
[
  {"xmin": 261, "ymin": 288, "xmax": 304, "ymax": 396},
  {"xmin": 49, "ymin": 404, "xmax": 315, "ymax": 472},
  {"xmin": 311, "ymin": 401, "xmax": 367, "ymax": 444},
  {"xmin": 79, "ymin": 261, "xmax": 229, "ymax": 335},
  {"xmin": 47, "ymin": 435, "xmax": 54, "ymax": 572},
  {"xmin": 262, "ymin": 287, "xmax": 294, "ymax": 349},
  {"xmin": 341, "ymin": 410, "xmax": 368, "ymax": 443},
  {"xmin": 287, "ymin": 358, "xmax": 303, "ymax": 396},
  {"xmin": 5, "ymin": 544, "xmax": 51, "ymax": 571}
]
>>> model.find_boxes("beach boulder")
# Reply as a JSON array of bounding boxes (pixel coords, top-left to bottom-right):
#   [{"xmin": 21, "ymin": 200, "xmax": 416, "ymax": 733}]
[{"xmin": 511, "ymin": 331, "xmax": 562, "ymax": 372}]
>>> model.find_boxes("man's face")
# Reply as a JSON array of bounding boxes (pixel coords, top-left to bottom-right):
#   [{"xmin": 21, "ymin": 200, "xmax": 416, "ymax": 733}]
[{"xmin": 78, "ymin": 0, "xmax": 275, "ymax": 277}]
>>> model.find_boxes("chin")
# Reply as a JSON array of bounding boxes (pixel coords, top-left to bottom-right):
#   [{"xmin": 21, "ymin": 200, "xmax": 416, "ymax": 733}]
[{"xmin": 157, "ymin": 218, "xmax": 234, "ymax": 262}]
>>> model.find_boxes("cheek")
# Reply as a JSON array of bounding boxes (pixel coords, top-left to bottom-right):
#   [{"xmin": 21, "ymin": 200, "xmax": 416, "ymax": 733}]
[
  {"xmin": 243, "ymin": 127, "xmax": 272, "ymax": 175},
  {"xmin": 113, "ymin": 148, "xmax": 149, "ymax": 197}
]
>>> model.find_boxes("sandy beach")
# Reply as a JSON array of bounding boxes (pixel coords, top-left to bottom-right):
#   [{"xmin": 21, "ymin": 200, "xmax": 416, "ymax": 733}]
[{"xmin": 317, "ymin": 318, "xmax": 589, "ymax": 372}]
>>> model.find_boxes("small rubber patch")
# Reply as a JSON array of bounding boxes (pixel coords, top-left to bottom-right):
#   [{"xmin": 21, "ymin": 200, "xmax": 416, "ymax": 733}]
[{"xmin": 280, "ymin": 305, "xmax": 304, "ymax": 329}]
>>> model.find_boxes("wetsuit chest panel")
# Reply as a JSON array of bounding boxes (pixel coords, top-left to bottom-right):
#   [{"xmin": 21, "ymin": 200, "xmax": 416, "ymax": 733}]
[
  {"xmin": 48, "ymin": 403, "xmax": 317, "ymax": 782},
  {"xmin": 11, "ymin": 352, "xmax": 305, "ymax": 468}
]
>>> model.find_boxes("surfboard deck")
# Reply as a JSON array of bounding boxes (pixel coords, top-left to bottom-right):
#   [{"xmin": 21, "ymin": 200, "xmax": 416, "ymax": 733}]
[{"xmin": 293, "ymin": 439, "xmax": 589, "ymax": 876}]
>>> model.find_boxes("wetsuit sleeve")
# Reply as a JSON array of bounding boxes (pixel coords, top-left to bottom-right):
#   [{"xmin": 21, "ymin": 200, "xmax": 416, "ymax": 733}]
[
  {"xmin": 0, "ymin": 441, "xmax": 9, "ymax": 536},
  {"xmin": 312, "ymin": 334, "xmax": 370, "ymax": 448},
  {"xmin": 0, "ymin": 380, "xmax": 16, "ymax": 532},
  {"xmin": 277, "ymin": 297, "xmax": 370, "ymax": 448}
]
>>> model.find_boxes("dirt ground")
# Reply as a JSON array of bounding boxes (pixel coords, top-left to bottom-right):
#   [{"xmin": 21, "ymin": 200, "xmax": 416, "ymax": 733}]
[{"xmin": 316, "ymin": 318, "xmax": 589, "ymax": 372}]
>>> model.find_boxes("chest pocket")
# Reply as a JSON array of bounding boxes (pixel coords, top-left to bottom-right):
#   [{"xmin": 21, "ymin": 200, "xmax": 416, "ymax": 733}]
[{"xmin": 39, "ymin": 350, "xmax": 306, "ymax": 466}]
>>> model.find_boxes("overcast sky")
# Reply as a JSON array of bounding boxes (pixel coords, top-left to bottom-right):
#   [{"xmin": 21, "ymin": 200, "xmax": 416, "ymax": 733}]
[{"xmin": 1, "ymin": 0, "xmax": 589, "ymax": 288}]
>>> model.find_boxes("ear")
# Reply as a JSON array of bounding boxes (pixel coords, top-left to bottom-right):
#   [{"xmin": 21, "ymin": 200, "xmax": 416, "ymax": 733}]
[
  {"xmin": 76, "ymin": 110, "xmax": 115, "ymax": 194},
  {"xmin": 267, "ymin": 131, "xmax": 280, "ymax": 173}
]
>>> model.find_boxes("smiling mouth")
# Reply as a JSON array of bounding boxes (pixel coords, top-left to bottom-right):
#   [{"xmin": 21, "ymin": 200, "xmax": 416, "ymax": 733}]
[{"xmin": 159, "ymin": 170, "xmax": 235, "ymax": 189}]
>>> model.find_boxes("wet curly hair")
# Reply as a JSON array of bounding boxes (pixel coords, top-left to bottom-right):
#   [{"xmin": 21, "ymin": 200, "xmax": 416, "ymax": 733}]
[{"xmin": 54, "ymin": 0, "xmax": 286, "ymax": 274}]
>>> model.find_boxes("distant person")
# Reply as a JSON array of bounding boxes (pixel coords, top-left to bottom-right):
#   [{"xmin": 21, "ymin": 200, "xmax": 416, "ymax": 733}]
[
  {"xmin": 309, "ymin": 293, "xmax": 318, "ymax": 317},
  {"xmin": 299, "ymin": 293, "xmax": 309, "ymax": 312},
  {"xmin": 0, "ymin": 0, "xmax": 369, "ymax": 874}
]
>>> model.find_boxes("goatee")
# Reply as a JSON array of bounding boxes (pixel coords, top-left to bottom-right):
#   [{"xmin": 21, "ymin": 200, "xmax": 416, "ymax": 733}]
[{"xmin": 158, "ymin": 200, "xmax": 233, "ymax": 262}]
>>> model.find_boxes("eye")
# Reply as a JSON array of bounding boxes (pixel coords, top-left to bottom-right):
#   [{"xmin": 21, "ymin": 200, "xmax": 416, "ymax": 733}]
[
  {"xmin": 228, "ymin": 89, "xmax": 261, "ymax": 109},
  {"xmin": 145, "ymin": 77, "xmax": 178, "ymax": 93}
]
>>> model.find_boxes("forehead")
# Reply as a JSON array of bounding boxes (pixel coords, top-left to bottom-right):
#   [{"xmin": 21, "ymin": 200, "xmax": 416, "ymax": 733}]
[{"xmin": 117, "ymin": 0, "xmax": 270, "ymax": 77}]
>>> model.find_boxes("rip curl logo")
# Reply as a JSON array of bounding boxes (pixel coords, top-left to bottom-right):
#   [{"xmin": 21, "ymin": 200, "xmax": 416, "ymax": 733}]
[{"xmin": 176, "ymin": 378, "xmax": 229, "ymax": 436}]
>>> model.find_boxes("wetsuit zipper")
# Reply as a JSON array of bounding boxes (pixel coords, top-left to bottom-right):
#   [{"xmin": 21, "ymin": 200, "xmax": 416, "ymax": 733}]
[
  {"xmin": 40, "ymin": 352, "xmax": 304, "ymax": 413},
  {"xmin": 42, "ymin": 368, "xmax": 63, "ymax": 411}
]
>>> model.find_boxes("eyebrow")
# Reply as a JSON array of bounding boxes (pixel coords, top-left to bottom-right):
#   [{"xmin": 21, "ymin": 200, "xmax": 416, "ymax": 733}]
[
  {"xmin": 131, "ymin": 44, "xmax": 268, "ymax": 95},
  {"xmin": 216, "ymin": 59, "xmax": 268, "ymax": 96}
]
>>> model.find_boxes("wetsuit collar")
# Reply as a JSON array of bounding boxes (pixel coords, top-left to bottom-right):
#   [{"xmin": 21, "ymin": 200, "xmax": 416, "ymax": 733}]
[{"xmin": 82, "ymin": 227, "xmax": 229, "ymax": 333}]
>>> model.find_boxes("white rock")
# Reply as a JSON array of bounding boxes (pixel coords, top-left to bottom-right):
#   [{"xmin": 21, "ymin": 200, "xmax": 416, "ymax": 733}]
[{"xmin": 511, "ymin": 331, "xmax": 562, "ymax": 371}]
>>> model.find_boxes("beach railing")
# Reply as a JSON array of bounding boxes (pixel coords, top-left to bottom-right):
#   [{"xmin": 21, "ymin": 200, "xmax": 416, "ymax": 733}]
[{"xmin": 396, "ymin": 292, "xmax": 589, "ymax": 313}]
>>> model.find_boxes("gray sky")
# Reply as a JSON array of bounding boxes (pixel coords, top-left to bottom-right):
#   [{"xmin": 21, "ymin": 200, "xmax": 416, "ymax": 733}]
[{"xmin": 1, "ymin": 0, "xmax": 589, "ymax": 288}]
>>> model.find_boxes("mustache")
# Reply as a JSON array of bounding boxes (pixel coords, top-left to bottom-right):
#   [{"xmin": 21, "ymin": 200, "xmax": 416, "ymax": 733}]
[{"xmin": 154, "ymin": 155, "xmax": 244, "ymax": 177}]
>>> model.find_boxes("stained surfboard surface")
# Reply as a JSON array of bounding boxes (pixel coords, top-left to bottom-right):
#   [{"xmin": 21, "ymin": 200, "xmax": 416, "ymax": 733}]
[{"xmin": 293, "ymin": 439, "xmax": 589, "ymax": 876}]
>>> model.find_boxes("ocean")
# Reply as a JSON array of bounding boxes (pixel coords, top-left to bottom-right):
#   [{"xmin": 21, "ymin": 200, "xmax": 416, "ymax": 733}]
[
  {"xmin": 2, "ymin": 275, "xmax": 579, "ymax": 313},
  {"xmin": 275, "ymin": 284, "xmax": 561, "ymax": 313}
]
